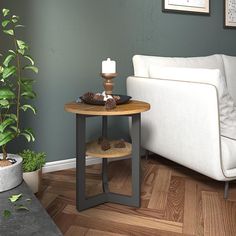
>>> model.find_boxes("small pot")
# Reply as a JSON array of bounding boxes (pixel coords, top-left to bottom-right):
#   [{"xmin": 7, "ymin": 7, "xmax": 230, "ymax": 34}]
[
  {"xmin": 0, "ymin": 154, "xmax": 23, "ymax": 192},
  {"xmin": 23, "ymin": 169, "xmax": 42, "ymax": 193}
]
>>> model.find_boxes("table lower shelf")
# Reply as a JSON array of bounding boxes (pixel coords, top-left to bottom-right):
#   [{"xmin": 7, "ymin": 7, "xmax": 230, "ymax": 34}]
[{"xmin": 86, "ymin": 140, "xmax": 132, "ymax": 158}]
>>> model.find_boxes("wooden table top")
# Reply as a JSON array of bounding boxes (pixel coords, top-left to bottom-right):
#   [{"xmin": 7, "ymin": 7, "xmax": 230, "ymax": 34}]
[{"xmin": 64, "ymin": 100, "xmax": 150, "ymax": 116}]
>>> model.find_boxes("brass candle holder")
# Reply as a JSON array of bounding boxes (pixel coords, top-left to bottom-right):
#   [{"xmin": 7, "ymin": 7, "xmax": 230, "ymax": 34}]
[{"xmin": 101, "ymin": 73, "xmax": 118, "ymax": 95}]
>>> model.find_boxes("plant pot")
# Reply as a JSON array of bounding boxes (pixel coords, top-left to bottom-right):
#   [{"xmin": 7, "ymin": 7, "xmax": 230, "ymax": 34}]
[
  {"xmin": 23, "ymin": 169, "xmax": 42, "ymax": 193},
  {"xmin": 0, "ymin": 154, "xmax": 23, "ymax": 192}
]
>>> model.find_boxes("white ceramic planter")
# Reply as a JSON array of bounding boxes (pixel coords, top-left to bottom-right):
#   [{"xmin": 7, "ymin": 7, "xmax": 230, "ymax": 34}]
[
  {"xmin": 0, "ymin": 154, "xmax": 23, "ymax": 192},
  {"xmin": 23, "ymin": 169, "xmax": 42, "ymax": 193}
]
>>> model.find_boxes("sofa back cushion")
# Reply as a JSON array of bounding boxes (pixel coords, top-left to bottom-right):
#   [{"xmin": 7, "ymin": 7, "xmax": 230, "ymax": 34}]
[
  {"xmin": 149, "ymin": 66, "xmax": 236, "ymax": 140},
  {"xmin": 133, "ymin": 54, "xmax": 225, "ymax": 78},
  {"xmin": 222, "ymin": 55, "xmax": 236, "ymax": 101}
]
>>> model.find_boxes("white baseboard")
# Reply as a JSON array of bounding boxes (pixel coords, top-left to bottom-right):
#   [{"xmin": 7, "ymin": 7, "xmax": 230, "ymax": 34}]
[{"xmin": 42, "ymin": 156, "xmax": 130, "ymax": 173}]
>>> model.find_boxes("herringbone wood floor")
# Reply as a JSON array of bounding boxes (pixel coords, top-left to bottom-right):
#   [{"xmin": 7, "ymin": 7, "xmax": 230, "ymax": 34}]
[{"xmin": 37, "ymin": 155, "xmax": 236, "ymax": 236}]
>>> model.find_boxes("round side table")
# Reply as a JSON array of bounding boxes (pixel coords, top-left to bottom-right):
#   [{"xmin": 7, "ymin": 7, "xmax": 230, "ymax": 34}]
[{"xmin": 64, "ymin": 100, "xmax": 150, "ymax": 211}]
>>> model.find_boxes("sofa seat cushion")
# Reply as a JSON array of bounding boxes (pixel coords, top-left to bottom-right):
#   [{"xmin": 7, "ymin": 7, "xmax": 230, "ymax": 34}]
[
  {"xmin": 133, "ymin": 54, "xmax": 225, "ymax": 78},
  {"xmin": 149, "ymin": 66, "xmax": 236, "ymax": 140}
]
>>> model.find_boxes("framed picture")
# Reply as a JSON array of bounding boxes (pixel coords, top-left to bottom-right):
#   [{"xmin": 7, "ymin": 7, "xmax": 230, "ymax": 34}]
[
  {"xmin": 162, "ymin": 0, "xmax": 210, "ymax": 15},
  {"xmin": 225, "ymin": 0, "xmax": 236, "ymax": 28}
]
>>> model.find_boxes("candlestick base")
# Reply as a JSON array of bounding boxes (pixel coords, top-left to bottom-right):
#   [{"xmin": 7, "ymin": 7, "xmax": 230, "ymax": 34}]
[{"xmin": 101, "ymin": 73, "xmax": 118, "ymax": 95}]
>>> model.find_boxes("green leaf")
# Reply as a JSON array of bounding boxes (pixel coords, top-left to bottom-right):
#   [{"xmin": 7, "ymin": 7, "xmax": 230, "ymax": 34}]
[
  {"xmin": 20, "ymin": 128, "xmax": 35, "ymax": 142},
  {"xmin": 8, "ymin": 50, "xmax": 16, "ymax": 55},
  {"xmin": 21, "ymin": 91, "xmax": 36, "ymax": 99},
  {"xmin": 2, "ymin": 66, "xmax": 16, "ymax": 79},
  {"xmin": 20, "ymin": 104, "xmax": 37, "ymax": 114},
  {"xmin": 3, "ymin": 29, "xmax": 14, "ymax": 36},
  {"xmin": 24, "ymin": 55, "xmax": 34, "ymax": 65},
  {"xmin": 0, "ymin": 131, "xmax": 15, "ymax": 146},
  {"xmin": 2, "ymin": 8, "xmax": 10, "ymax": 17},
  {"xmin": 21, "ymin": 78, "xmax": 35, "ymax": 85},
  {"xmin": 20, "ymin": 132, "xmax": 31, "ymax": 142},
  {"xmin": 2, "ymin": 20, "xmax": 10, "ymax": 28},
  {"xmin": 15, "ymin": 205, "xmax": 29, "ymax": 211},
  {"xmin": 12, "ymin": 15, "xmax": 19, "ymax": 20},
  {"xmin": 5, "ymin": 114, "xmax": 17, "ymax": 121},
  {"xmin": 0, "ymin": 99, "xmax": 9, "ymax": 107},
  {"xmin": 17, "ymin": 49, "xmax": 25, "ymax": 55},
  {"xmin": 0, "ymin": 88, "xmax": 15, "ymax": 99},
  {"xmin": 3, "ymin": 55, "xmax": 15, "ymax": 67},
  {"xmin": 0, "ymin": 118, "xmax": 16, "ymax": 133},
  {"xmin": 15, "ymin": 24, "xmax": 25, "ymax": 28},
  {"xmin": 16, "ymin": 40, "xmax": 28, "ymax": 50},
  {"xmin": 10, "ymin": 126, "xmax": 17, "ymax": 132},
  {"xmin": 19, "ymin": 149, "xmax": 46, "ymax": 172},
  {"xmin": 20, "ymin": 78, "xmax": 35, "ymax": 92},
  {"xmin": 23, "ymin": 66, "xmax": 38, "ymax": 74},
  {"xmin": 8, "ymin": 194, "xmax": 22, "ymax": 203},
  {"xmin": 3, "ymin": 210, "xmax": 11, "ymax": 219}
]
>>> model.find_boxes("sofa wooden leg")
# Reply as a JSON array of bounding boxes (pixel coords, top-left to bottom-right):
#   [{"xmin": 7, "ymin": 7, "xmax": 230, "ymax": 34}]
[
  {"xmin": 224, "ymin": 181, "xmax": 229, "ymax": 199},
  {"xmin": 145, "ymin": 150, "xmax": 149, "ymax": 160}
]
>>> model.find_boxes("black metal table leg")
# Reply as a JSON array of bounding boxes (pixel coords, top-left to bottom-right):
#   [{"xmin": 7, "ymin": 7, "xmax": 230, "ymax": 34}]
[
  {"xmin": 108, "ymin": 113, "xmax": 141, "ymax": 207},
  {"xmin": 131, "ymin": 113, "xmax": 141, "ymax": 207},
  {"xmin": 76, "ymin": 114, "xmax": 86, "ymax": 211},
  {"xmin": 76, "ymin": 113, "xmax": 141, "ymax": 211},
  {"xmin": 76, "ymin": 114, "xmax": 107, "ymax": 211},
  {"xmin": 102, "ymin": 116, "xmax": 109, "ymax": 193}
]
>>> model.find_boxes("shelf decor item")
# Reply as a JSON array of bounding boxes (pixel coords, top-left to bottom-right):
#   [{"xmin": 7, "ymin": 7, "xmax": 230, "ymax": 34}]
[
  {"xmin": 224, "ymin": 0, "xmax": 236, "ymax": 28},
  {"xmin": 162, "ymin": 0, "xmax": 210, "ymax": 15},
  {"xmin": 20, "ymin": 150, "xmax": 46, "ymax": 193},
  {"xmin": 79, "ymin": 93, "xmax": 131, "ymax": 105},
  {"xmin": 101, "ymin": 58, "xmax": 118, "ymax": 95},
  {"xmin": 64, "ymin": 100, "xmax": 150, "ymax": 211},
  {"xmin": 0, "ymin": 8, "xmax": 38, "ymax": 192}
]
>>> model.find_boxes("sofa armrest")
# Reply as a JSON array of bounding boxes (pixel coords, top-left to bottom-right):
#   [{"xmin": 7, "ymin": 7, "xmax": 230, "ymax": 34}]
[{"xmin": 127, "ymin": 76, "xmax": 226, "ymax": 180}]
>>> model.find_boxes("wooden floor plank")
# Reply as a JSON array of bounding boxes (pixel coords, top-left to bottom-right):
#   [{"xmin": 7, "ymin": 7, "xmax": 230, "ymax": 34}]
[
  {"xmin": 147, "ymin": 168, "xmax": 172, "ymax": 210},
  {"xmin": 63, "ymin": 205, "xmax": 183, "ymax": 234},
  {"xmin": 202, "ymin": 191, "xmax": 226, "ymax": 236},
  {"xmin": 165, "ymin": 176, "xmax": 185, "ymax": 223},
  {"xmin": 183, "ymin": 179, "xmax": 197, "ymax": 235},
  {"xmin": 86, "ymin": 228, "xmax": 127, "ymax": 236},
  {"xmin": 141, "ymin": 164, "xmax": 160, "ymax": 208},
  {"xmin": 53, "ymin": 212, "xmax": 76, "ymax": 234},
  {"xmin": 36, "ymin": 190, "xmax": 58, "ymax": 209},
  {"xmin": 73, "ymin": 212, "xmax": 183, "ymax": 236},
  {"xmin": 221, "ymin": 199, "xmax": 236, "ymax": 236},
  {"xmin": 37, "ymin": 156, "xmax": 236, "ymax": 236},
  {"xmin": 65, "ymin": 225, "xmax": 89, "ymax": 236}
]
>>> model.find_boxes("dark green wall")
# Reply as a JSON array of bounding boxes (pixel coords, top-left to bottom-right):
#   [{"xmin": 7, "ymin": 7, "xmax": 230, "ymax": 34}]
[{"xmin": 1, "ymin": 0, "xmax": 236, "ymax": 161}]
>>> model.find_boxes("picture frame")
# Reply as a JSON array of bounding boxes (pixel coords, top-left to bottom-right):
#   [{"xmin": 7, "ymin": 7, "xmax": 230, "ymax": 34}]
[
  {"xmin": 162, "ymin": 0, "xmax": 210, "ymax": 15},
  {"xmin": 224, "ymin": 0, "xmax": 236, "ymax": 28}
]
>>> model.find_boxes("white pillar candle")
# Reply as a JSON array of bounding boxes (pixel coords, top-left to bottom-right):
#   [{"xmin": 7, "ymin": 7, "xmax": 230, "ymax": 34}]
[{"xmin": 102, "ymin": 58, "xmax": 116, "ymax": 74}]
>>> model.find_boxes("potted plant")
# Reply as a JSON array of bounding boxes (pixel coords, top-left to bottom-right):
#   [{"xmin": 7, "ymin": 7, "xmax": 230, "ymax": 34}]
[
  {"xmin": 19, "ymin": 150, "xmax": 46, "ymax": 193},
  {"xmin": 0, "ymin": 8, "xmax": 38, "ymax": 192}
]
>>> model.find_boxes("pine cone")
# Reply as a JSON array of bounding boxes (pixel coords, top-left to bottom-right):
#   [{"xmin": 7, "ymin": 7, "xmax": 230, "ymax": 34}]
[
  {"xmin": 114, "ymin": 139, "xmax": 126, "ymax": 148},
  {"xmin": 105, "ymin": 98, "xmax": 116, "ymax": 110},
  {"xmin": 94, "ymin": 94, "xmax": 104, "ymax": 101},
  {"xmin": 82, "ymin": 92, "xmax": 94, "ymax": 102},
  {"xmin": 101, "ymin": 139, "xmax": 111, "ymax": 151}
]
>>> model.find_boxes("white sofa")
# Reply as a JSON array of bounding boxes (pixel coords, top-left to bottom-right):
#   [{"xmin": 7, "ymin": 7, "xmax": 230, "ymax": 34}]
[{"xmin": 127, "ymin": 54, "xmax": 236, "ymax": 197}]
